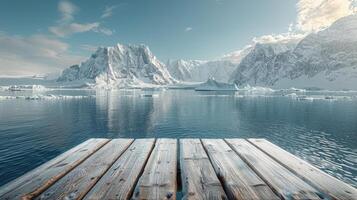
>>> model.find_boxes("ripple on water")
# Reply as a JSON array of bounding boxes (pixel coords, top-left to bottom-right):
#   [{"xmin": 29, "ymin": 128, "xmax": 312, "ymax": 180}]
[{"xmin": 0, "ymin": 90, "xmax": 356, "ymax": 187}]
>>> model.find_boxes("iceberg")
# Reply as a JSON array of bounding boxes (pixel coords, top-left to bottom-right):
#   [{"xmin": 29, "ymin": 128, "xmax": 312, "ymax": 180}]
[{"xmin": 195, "ymin": 78, "xmax": 238, "ymax": 91}]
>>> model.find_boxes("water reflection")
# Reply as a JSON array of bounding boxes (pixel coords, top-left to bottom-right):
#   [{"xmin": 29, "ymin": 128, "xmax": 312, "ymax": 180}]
[{"xmin": 0, "ymin": 90, "xmax": 356, "ymax": 187}]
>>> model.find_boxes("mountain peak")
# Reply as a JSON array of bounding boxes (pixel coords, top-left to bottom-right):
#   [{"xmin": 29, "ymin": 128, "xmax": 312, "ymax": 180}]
[{"xmin": 58, "ymin": 42, "xmax": 175, "ymax": 87}]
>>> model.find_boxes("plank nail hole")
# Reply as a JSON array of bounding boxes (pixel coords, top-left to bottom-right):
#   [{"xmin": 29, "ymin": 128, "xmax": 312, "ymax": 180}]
[{"xmin": 166, "ymin": 192, "xmax": 173, "ymax": 199}]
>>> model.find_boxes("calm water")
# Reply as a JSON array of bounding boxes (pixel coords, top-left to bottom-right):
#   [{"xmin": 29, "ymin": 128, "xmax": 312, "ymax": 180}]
[{"xmin": 0, "ymin": 89, "xmax": 356, "ymax": 187}]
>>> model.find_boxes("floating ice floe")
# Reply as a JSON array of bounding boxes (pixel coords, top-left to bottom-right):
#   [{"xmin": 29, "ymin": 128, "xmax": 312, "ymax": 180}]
[
  {"xmin": 0, "ymin": 94, "xmax": 93, "ymax": 100},
  {"xmin": 239, "ymin": 85, "xmax": 275, "ymax": 93},
  {"xmin": 294, "ymin": 95, "xmax": 353, "ymax": 101},
  {"xmin": 6, "ymin": 85, "xmax": 49, "ymax": 91}
]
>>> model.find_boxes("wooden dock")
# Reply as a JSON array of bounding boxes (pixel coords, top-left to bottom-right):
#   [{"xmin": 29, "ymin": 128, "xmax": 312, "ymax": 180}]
[{"xmin": 0, "ymin": 138, "xmax": 356, "ymax": 200}]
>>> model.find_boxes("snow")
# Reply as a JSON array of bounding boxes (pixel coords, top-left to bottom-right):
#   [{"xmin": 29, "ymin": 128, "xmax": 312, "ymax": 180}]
[
  {"xmin": 239, "ymin": 85, "xmax": 275, "ymax": 93},
  {"xmin": 166, "ymin": 59, "xmax": 236, "ymax": 83},
  {"xmin": 195, "ymin": 78, "xmax": 238, "ymax": 91},
  {"xmin": 58, "ymin": 43, "xmax": 175, "ymax": 89},
  {"xmin": 220, "ymin": 45, "xmax": 253, "ymax": 64},
  {"xmin": 229, "ymin": 14, "xmax": 357, "ymax": 90},
  {"xmin": 22, "ymin": 15, "xmax": 357, "ymax": 90},
  {"xmin": 273, "ymin": 67, "xmax": 357, "ymax": 90}
]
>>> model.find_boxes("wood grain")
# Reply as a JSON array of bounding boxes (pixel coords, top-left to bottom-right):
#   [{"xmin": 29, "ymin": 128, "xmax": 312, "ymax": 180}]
[
  {"xmin": 83, "ymin": 139, "xmax": 155, "ymax": 200},
  {"xmin": 132, "ymin": 138, "xmax": 177, "ymax": 200},
  {"xmin": 226, "ymin": 139, "xmax": 322, "ymax": 200},
  {"xmin": 0, "ymin": 138, "xmax": 109, "ymax": 200},
  {"xmin": 180, "ymin": 139, "xmax": 228, "ymax": 200},
  {"xmin": 249, "ymin": 138, "xmax": 357, "ymax": 200},
  {"xmin": 34, "ymin": 139, "xmax": 133, "ymax": 200},
  {"xmin": 201, "ymin": 139, "xmax": 279, "ymax": 200}
]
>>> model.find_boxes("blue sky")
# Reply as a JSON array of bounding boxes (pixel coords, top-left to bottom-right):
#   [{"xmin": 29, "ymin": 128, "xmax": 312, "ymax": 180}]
[{"xmin": 0, "ymin": 0, "xmax": 355, "ymax": 75}]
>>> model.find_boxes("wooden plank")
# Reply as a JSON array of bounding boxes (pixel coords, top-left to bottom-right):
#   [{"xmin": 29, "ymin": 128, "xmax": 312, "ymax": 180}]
[
  {"xmin": 83, "ymin": 139, "xmax": 155, "ymax": 200},
  {"xmin": 226, "ymin": 139, "xmax": 322, "ymax": 200},
  {"xmin": 0, "ymin": 138, "xmax": 109, "ymax": 200},
  {"xmin": 132, "ymin": 138, "xmax": 177, "ymax": 200},
  {"xmin": 34, "ymin": 139, "xmax": 133, "ymax": 200},
  {"xmin": 201, "ymin": 139, "xmax": 279, "ymax": 200},
  {"xmin": 180, "ymin": 139, "xmax": 228, "ymax": 200},
  {"xmin": 249, "ymin": 138, "xmax": 357, "ymax": 200}
]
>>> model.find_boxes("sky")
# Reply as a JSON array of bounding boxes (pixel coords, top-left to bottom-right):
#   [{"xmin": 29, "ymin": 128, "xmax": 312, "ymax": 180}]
[{"xmin": 0, "ymin": 0, "xmax": 356, "ymax": 76}]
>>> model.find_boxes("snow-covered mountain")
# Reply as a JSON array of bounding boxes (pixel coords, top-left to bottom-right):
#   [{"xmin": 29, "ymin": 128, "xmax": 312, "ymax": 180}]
[
  {"xmin": 165, "ymin": 46, "xmax": 253, "ymax": 83},
  {"xmin": 220, "ymin": 45, "xmax": 253, "ymax": 64},
  {"xmin": 58, "ymin": 15, "xmax": 357, "ymax": 90},
  {"xmin": 230, "ymin": 14, "xmax": 357, "ymax": 90},
  {"xmin": 58, "ymin": 44, "xmax": 175, "ymax": 88},
  {"xmin": 166, "ymin": 59, "xmax": 237, "ymax": 82}
]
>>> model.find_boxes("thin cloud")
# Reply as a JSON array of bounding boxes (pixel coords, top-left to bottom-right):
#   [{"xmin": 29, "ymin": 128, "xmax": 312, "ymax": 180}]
[
  {"xmin": 101, "ymin": 5, "xmax": 117, "ymax": 19},
  {"xmin": 248, "ymin": 0, "xmax": 355, "ymax": 46},
  {"xmin": 185, "ymin": 27, "xmax": 193, "ymax": 32},
  {"xmin": 50, "ymin": 0, "xmax": 114, "ymax": 37},
  {"xmin": 296, "ymin": 0, "xmax": 355, "ymax": 32},
  {"xmin": 0, "ymin": 33, "xmax": 85, "ymax": 75},
  {"xmin": 80, "ymin": 44, "xmax": 98, "ymax": 52},
  {"xmin": 49, "ymin": 22, "xmax": 100, "ymax": 37},
  {"xmin": 58, "ymin": 0, "xmax": 78, "ymax": 24},
  {"xmin": 94, "ymin": 27, "xmax": 113, "ymax": 36}
]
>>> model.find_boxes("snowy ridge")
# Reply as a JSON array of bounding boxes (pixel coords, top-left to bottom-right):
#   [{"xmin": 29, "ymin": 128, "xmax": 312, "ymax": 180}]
[
  {"xmin": 166, "ymin": 59, "xmax": 237, "ymax": 83},
  {"xmin": 230, "ymin": 14, "xmax": 357, "ymax": 90},
  {"xmin": 166, "ymin": 46, "xmax": 253, "ymax": 83},
  {"xmin": 58, "ymin": 44, "xmax": 175, "ymax": 88}
]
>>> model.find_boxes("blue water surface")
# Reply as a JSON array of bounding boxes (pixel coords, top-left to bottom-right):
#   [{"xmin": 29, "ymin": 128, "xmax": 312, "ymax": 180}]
[{"xmin": 0, "ymin": 89, "xmax": 356, "ymax": 187}]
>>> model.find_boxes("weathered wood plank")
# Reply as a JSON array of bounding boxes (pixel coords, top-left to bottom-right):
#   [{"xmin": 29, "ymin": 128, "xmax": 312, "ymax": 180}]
[
  {"xmin": 34, "ymin": 139, "xmax": 133, "ymax": 200},
  {"xmin": 83, "ymin": 138, "xmax": 155, "ymax": 200},
  {"xmin": 180, "ymin": 139, "xmax": 228, "ymax": 200},
  {"xmin": 132, "ymin": 138, "xmax": 177, "ymax": 200},
  {"xmin": 226, "ymin": 139, "xmax": 322, "ymax": 200},
  {"xmin": 201, "ymin": 139, "xmax": 279, "ymax": 200},
  {"xmin": 0, "ymin": 138, "xmax": 109, "ymax": 200},
  {"xmin": 249, "ymin": 138, "xmax": 357, "ymax": 200}
]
